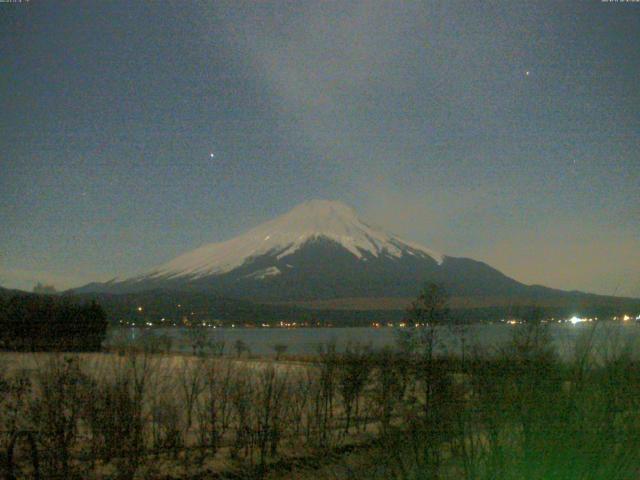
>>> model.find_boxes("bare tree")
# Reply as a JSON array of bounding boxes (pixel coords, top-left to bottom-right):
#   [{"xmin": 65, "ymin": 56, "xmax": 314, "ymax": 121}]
[
  {"xmin": 177, "ymin": 357, "xmax": 206, "ymax": 431},
  {"xmin": 195, "ymin": 359, "xmax": 235, "ymax": 460},
  {"xmin": 371, "ymin": 348, "xmax": 405, "ymax": 436},
  {"xmin": 234, "ymin": 339, "xmax": 250, "ymax": 358},
  {"xmin": 316, "ymin": 340, "xmax": 338, "ymax": 448},
  {"xmin": 272, "ymin": 343, "xmax": 288, "ymax": 360},
  {"xmin": 401, "ymin": 283, "xmax": 453, "ymax": 476},
  {"xmin": 338, "ymin": 342, "xmax": 371, "ymax": 435},
  {"xmin": 229, "ymin": 366, "xmax": 254, "ymax": 460},
  {"xmin": 253, "ymin": 365, "xmax": 289, "ymax": 472},
  {"xmin": 30, "ymin": 356, "xmax": 90, "ymax": 479}
]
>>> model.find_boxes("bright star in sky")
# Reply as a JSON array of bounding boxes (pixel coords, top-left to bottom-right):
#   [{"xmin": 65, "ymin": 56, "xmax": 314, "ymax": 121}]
[{"xmin": 1, "ymin": 2, "xmax": 638, "ymax": 297}]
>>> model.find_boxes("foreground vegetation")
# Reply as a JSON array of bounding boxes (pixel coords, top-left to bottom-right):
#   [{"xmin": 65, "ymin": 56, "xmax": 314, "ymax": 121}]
[{"xmin": 1, "ymin": 285, "xmax": 639, "ymax": 479}]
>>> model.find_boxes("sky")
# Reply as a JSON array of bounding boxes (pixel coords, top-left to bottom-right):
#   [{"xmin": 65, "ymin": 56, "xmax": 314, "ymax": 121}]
[{"xmin": 1, "ymin": 1, "xmax": 639, "ymax": 297}]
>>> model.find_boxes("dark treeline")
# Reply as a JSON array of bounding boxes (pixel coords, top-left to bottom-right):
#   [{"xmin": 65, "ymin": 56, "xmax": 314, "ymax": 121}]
[
  {"xmin": 73, "ymin": 289, "xmax": 636, "ymax": 327},
  {"xmin": 0, "ymin": 294, "xmax": 108, "ymax": 351},
  {"xmin": 307, "ymin": 303, "xmax": 635, "ymax": 327}
]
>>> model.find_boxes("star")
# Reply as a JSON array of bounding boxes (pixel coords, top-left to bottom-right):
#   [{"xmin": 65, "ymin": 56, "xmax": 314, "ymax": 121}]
[
  {"xmin": 525, "ymin": 70, "xmax": 531, "ymax": 76},
  {"xmin": 209, "ymin": 153, "xmax": 215, "ymax": 158}
]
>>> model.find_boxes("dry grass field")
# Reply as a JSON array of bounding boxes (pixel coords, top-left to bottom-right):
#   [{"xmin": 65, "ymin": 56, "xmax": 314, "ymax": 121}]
[{"xmin": 2, "ymin": 321, "xmax": 640, "ymax": 480}]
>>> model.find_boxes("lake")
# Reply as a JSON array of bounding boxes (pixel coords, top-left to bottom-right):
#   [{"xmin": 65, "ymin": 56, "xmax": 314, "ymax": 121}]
[{"xmin": 108, "ymin": 322, "xmax": 640, "ymax": 359}]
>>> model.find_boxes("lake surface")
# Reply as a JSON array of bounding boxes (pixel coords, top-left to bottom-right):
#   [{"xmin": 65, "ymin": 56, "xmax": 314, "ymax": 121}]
[{"xmin": 108, "ymin": 322, "xmax": 640, "ymax": 359}]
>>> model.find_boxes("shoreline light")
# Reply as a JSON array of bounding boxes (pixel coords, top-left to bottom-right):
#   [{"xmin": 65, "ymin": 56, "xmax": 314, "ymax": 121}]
[{"xmin": 568, "ymin": 315, "xmax": 586, "ymax": 325}]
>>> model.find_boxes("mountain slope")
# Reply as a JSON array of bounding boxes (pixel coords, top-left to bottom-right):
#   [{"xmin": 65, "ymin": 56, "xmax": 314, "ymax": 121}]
[{"xmin": 75, "ymin": 200, "xmax": 636, "ymax": 307}]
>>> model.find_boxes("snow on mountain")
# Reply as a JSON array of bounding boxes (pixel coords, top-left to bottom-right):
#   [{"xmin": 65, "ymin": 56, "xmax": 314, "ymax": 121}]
[
  {"xmin": 245, "ymin": 266, "xmax": 282, "ymax": 280},
  {"xmin": 142, "ymin": 200, "xmax": 443, "ymax": 281}
]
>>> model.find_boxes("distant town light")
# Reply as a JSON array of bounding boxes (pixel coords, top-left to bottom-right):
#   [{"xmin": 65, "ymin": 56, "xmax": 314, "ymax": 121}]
[{"xmin": 568, "ymin": 316, "xmax": 586, "ymax": 325}]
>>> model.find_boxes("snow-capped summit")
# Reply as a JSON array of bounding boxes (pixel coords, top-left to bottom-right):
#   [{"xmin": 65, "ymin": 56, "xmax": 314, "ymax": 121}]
[{"xmin": 145, "ymin": 199, "xmax": 444, "ymax": 280}]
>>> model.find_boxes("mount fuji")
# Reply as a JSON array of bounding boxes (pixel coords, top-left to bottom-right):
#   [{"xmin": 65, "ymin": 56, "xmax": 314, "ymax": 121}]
[{"xmin": 76, "ymin": 200, "xmax": 633, "ymax": 310}]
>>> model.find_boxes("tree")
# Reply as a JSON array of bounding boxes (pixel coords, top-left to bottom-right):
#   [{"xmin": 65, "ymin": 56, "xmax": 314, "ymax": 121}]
[
  {"xmin": 83, "ymin": 301, "xmax": 109, "ymax": 351},
  {"xmin": 403, "ymin": 282, "xmax": 451, "ymax": 361},
  {"xmin": 234, "ymin": 339, "xmax": 249, "ymax": 358},
  {"xmin": 399, "ymin": 283, "xmax": 454, "ymax": 474},
  {"xmin": 272, "ymin": 343, "xmax": 288, "ymax": 360},
  {"xmin": 338, "ymin": 342, "xmax": 371, "ymax": 434},
  {"xmin": 0, "ymin": 295, "xmax": 108, "ymax": 351},
  {"xmin": 33, "ymin": 282, "xmax": 57, "ymax": 294}
]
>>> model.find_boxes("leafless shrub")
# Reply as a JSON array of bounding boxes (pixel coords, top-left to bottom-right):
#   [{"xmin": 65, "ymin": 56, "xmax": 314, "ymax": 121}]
[
  {"xmin": 0, "ymin": 370, "xmax": 32, "ymax": 440},
  {"xmin": 337, "ymin": 342, "xmax": 372, "ymax": 435},
  {"xmin": 234, "ymin": 339, "xmax": 250, "ymax": 358},
  {"xmin": 195, "ymin": 359, "xmax": 235, "ymax": 460},
  {"xmin": 301, "ymin": 367, "xmax": 323, "ymax": 447},
  {"xmin": 150, "ymin": 397, "xmax": 184, "ymax": 457},
  {"xmin": 85, "ymin": 353, "xmax": 153, "ymax": 480},
  {"xmin": 177, "ymin": 357, "xmax": 206, "ymax": 432},
  {"xmin": 0, "ymin": 369, "xmax": 34, "ymax": 479},
  {"xmin": 229, "ymin": 366, "xmax": 254, "ymax": 460},
  {"xmin": 272, "ymin": 343, "xmax": 289, "ymax": 360},
  {"xmin": 370, "ymin": 348, "xmax": 404, "ymax": 436},
  {"xmin": 282, "ymin": 369, "xmax": 312, "ymax": 446},
  {"xmin": 29, "ymin": 355, "xmax": 90, "ymax": 479},
  {"xmin": 253, "ymin": 365, "xmax": 289, "ymax": 472},
  {"xmin": 316, "ymin": 341, "xmax": 338, "ymax": 448},
  {"xmin": 210, "ymin": 339, "xmax": 226, "ymax": 357}
]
